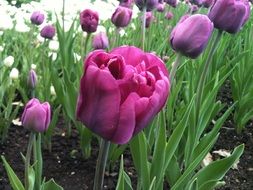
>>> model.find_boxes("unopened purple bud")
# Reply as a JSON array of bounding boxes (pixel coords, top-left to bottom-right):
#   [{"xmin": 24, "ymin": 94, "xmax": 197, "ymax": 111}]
[
  {"xmin": 208, "ymin": 0, "xmax": 251, "ymax": 34},
  {"xmin": 30, "ymin": 11, "xmax": 45, "ymax": 25},
  {"xmin": 40, "ymin": 25, "xmax": 55, "ymax": 39},
  {"xmin": 135, "ymin": 0, "xmax": 159, "ymax": 11},
  {"xmin": 170, "ymin": 14, "xmax": 213, "ymax": 58},
  {"xmin": 202, "ymin": 0, "xmax": 214, "ymax": 8},
  {"xmin": 80, "ymin": 9, "xmax": 99, "ymax": 33},
  {"xmin": 156, "ymin": 3, "xmax": 165, "ymax": 12},
  {"xmin": 27, "ymin": 69, "xmax": 37, "ymax": 89},
  {"xmin": 119, "ymin": 0, "xmax": 134, "ymax": 8},
  {"xmin": 21, "ymin": 98, "xmax": 51, "ymax": 133},
  {"xmin": 190, "ymin": 0, "xmax": 203, "ymax": 7},
  {"xmin": 111, "ymin": 6, "xmax": 132, "ymax": 28},
  {"xmin": 165, "ymin": 12, "xmax": 174, "ymax": 20},
  {"xmin": 145, "ymin": 12, "xmax": 154, "ymax": 28},
  {"xmin": 165, "ymin": 0, "xmax": 178, "ymax": 8},
  {"xmin": 92, "ymin": 32, "xmax": 109, "ymax": 50},
  {"xmin": 190, "ymin": 5, "xmax": 199, "ymax": 13}
]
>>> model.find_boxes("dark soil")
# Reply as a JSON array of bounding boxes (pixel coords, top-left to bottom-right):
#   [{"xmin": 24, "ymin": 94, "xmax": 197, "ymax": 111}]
[{"xmin": 0, "ymin": 81, "xmax": 252, "ymax": 190}]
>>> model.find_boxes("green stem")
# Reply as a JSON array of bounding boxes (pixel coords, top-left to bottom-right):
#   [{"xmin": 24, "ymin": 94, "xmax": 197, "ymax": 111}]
[
  {"xmin": 84, "ymin": 33, "xmax": 91, "ymax": 56},
  {"xmin": 25, "ymin": 132, "xmax": 35, "ymax": 190},
  {"xmin": 93, "ymin": 139, "xmax": 111, "ymax": 190},
  {"xmin": 62, "ymin": 0, "xmax": 65, "ymax": 34},
  {"xmin": 141, "ymin": 6, "xmax": 147, "ymax": 50},
  {"xmin": 170, "ymin": 53, "xmax": 183, "ymax": 85},
  {"xmin": 195, "ymin": 30, "xmax": 223, "ymax": 122},
  {"xmin": 34, "ymin": 133, "xmax": 42, "ymax": 190}
]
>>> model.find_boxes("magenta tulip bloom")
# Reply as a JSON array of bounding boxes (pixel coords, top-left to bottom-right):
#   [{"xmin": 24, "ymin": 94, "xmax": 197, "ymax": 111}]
[
  {"xmin": 27, "ymin": 69, "xmax": 37, "ymax": 89},
  {"xmin": 135, "ymin": 0, "xmax": 159, "ymax": 11},
  {"xmin": 30, "ymin": 11, "xmax": 44, "ymax": 25},
  {"xmin": 92, "ymin": 32, "xmax": 109, "ymax": 50},
  {"xmin": 76, "ymin": 46, "xmax": 170, "ymax": 144},
  {"xmin": 111, "ymin": 6, "xmax": 132, "ymax": 28},
  {"xmin": 165, "ymin": 0, "xmax": 178, "ymax": 8},
  {"xmin": 208, "ymin": 0, "xmax": 250, "ymax": 34},
  {"xmin": 165, "ymin": 12, "xmax": 174, "ymax": 20},
  {"xmin": 202, "ymin": 0, "xmax": 214, "ymax": 8},
  {"xmin": 145, "ymin": 12, "xmax": 154, "ymax": 28},
  {"xmin": 40, "ymin": 25, "xmax": 55, "ymax": 39},
  {"xmin": 80, "ymin": 9, "xmax": 99, "ymax": 33},
  {"xmin": 170, "ymin": 14, "xmax": 213, "ymax": 58},
  {"xmin": 21, "ymin": 98, "xmax": 51, "ymax": 133},
  {"xmin": 156, "ymin": 3, "xmax": 165, "ymax": 12}
]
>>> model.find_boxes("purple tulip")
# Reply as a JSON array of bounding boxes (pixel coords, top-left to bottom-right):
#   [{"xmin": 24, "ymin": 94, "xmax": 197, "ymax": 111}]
[
  {"xmin": 27, "ymin": 69, "xmax": 37, "ymax": 89},
  {"xmin": 30, "ymin": 11, "xmax": 45, "ymax": 25},
  {"xmin": 80, "ymin": 9, "xmax": 99, "ymax": 33},
  {"xmin": 76, "ymin": 46, "xmax": 170, "ymax": 144},
  {"xmin": 92, "ymin": 32, "xmax": 109, "ymax": 50},
  {"xmin": 21, "ymin": 98, "xmax": 51, "ymax": 133},
  {"xmin": 165, "ymin": 12, "xmax": 174, "ymax": 20},
  {"xmin": 170, "ymin": 14, "xmax": 214, "ymax": 58},
  {"xmin": 190, "ymin": 5, "xmax": 199, "ymax": 13},
  {"xmin": 135, "ymin": 0, "xmax": 159, "ymax": 11},
  {"xmin": 190, "ymin": 0, "xmax": 203, "ymax": 6},
  {"xmin": 156, "ymin": 3, "xmax": 165, "ymax": 12},
  {"xmin": 208, "ymin": 0, "xmax": 250, "ymax": 34},
  {"xmin": 40, "ymin": 25, "xmax": 55, "ymax": 39},
  {"xmin": 165, "ymin": 0, "xmax": 178, "ymax": 8},
  {"xmin": 119, "ymin": 0, "xmax": 134, "ymax": 8},
  {"xmin": 202, "ymin": 0, "xmax": 214, "ymax": 8},
  {"xmin": 145, "ymin": 12, "xmax": 154, "ymax": 28},
  {"xmin": 111, "ymin": 6, "xmax": 132, "ymax": 28}
]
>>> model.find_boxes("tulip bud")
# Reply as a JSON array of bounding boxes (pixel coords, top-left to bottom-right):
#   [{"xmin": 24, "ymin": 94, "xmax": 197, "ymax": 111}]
[
  {"xmin": 189, "ymin": 5, "xmax": 199, "ymax": 13},
  {"xmin": 156, "ymin": 3, "xmax": 165, "ymax": 12},
  {"xmin": 170, "ymin": 14, "xmax": 213, "ymax": 58},
  {"xmin": 165, "ymin": 0, "xmax": 178, "ymax": 8},
  {"xmin": 30, "ymin": 11, "xmax": 45, "ymax": 25},
  {"xmin": 10, "ymin": 68, "xmax": 19, "ymax": 80},
  {"xmin": 21, "ymin": 98, "xmax": 51, "ymax": 133},
  {"xmin": 119, "ymin": 0, "xmax": 134, "ymax": 8},
  {"xmin": 202, "ymin": 0, "xmax": 214, "ymax": 8},
  {"xmin": 208, "ymin": 0, "xmax": 250, "ymax": 34},
  {"xmin": 3, "ymin": 55, "xmax": 14, "ymax": 67},
  {"xmin": 135, "ymin": 0, "xmax": 159, "ymax": 11},
  {"xmin": 27, "ymin": 69, "xmax": 37, "ymax": 89},
  {"xmin": 145, "ymin": 12, "xmax": 154, "ymax": 28},
  {"xmin": 190, "ymin": 0, "xmax": 203, "ymax": 7},
  {"xmin": 165, "ymin": 12, "xmax": 174, "ymax": 20},
  {"xmin": 92, "ymin": 32, "xmax": 109, "ymax": 50},
  {"xmin": 80, "ymin": 9, "xmax": 99, "ymax": 33},
  {"xmin": 111, "ymin": 6, "xmax": 132, "ymax": 28},
  {"xmin": 40, "ymin": 25, "xmax": 55, "ymax": 39}
]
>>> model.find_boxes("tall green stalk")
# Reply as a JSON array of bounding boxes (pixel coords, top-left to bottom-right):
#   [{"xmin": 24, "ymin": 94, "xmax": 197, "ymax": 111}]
[
  {"xmin": 25, "ymin": 132, "xmax": 35, "ymax": 190},
  {"xmin": 93, "ymin": 139, "xmax": 111, "ymax": 190},
  {"xmin": 141, "ymin": 7, "xmax": 147, "ymax": 50}
]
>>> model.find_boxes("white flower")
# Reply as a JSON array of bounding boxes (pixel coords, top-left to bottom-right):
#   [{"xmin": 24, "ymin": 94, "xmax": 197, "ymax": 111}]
[
  {"xmin": 74, "ymin": 53, "xmax": 81, "ymax": 62},
  {"xmin": 49, "ymin": 40, "xmax": 59, "ymax": 51},
  {"xmin": 50, "ymin": 85, "xmax": 56, "ymax": 96},
  {"xmin": 31, "ymin": 64, "xmax": 37, "ymax": 70},
  {"xmin": 4, "ymin": 56, "xmax": 14, "ymax": 67},
  {"xmin": 0, "ymin": 46, "xmax": 4, "ymax": 52},
  {"xmin": 48, "ymin": 52, "xmax": 57, "ymax": 61},
  {"xmin": 10, "ymin": 68, "xmax": 19, "ymax": 80},
  {"xmin": 0, "ymin": 31, "xmax": 3, "ymax": 36}
]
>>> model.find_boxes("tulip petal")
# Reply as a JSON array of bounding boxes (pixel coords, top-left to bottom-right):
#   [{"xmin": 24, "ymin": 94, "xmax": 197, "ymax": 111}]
[
  {"xmin": 111, "ymin": 92, "xmax": 140, "ymax": 144},
  {"xmin": 76, "ymin": 65, "xmax": 121, "ymax": 140}
]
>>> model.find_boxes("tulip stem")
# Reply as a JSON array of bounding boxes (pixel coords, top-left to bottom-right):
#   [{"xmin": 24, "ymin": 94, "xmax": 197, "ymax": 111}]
[
  {"xmin": 141, "ymin": 6, "xmax": 147, "ymax": 50},
  {"xmin": 84, "ymin": 33, "xmax": 91, "ymax": 56},
  {"xmin": 170, "ymin": 53, "xmax": 183, "ymax": 86},
  {"xmin": 25, "ymin": 132, "xmax": 35, "ymax": 190},
  {"xmin": 93, "ymin": 139, "xmax": 110, "ymax": 190},
  {"xmin": 195, "ymin": 30, "xmax": 223, "ymax": 125}
]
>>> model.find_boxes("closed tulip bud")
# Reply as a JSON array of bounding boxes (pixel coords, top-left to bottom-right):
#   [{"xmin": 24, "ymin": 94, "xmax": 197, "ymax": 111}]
[
  {"xmin": 119, "ymin": 0, "xmax": 134, "ymax": 8},
  {"xmin": 10, "ymin": 68, "xmax": 19, "ymax": 80},
  {"xmin": 30, "ymin": 11, "xmax": 45, "ymax": 25},
  {"xmin": 145, "ymin": 12, "xmax": 154, "ymax": 28},
  {"xmin": 111, "ymin": 6, "xmax": 132, "ymax": 28},
  {"xmin": 165, "ymin": 12, "xmax": 174, "ymax": 20},
  {"xmin": 27, "ymin": 69, "xmax": 37, "ymax": 89},
  {"xmin": 40, "ymin": 25, "xmax": 55, "ymax": 39},
  {"xmin": 156, "ymin": 3, "xmax": 165, "ymax": 12},
  {"xmin": 190, "ymin": 0, "xmax": 203, "ymax": 7},
  {"xmin": 170, "ymin": 14, "xmax": 213, "ymax": 58},
  {"xmin": 3, "ymin": 55, "xmax": 14, "ymax": 67},
  {"xmin": 190, "ymin": 5, "xmax": 199, "ymax": 13},
  {"xmin": 208, "ymin": 0, "xmax": 250, "ymax": 34},
  {"xmin": 76, "ymin": 46, "xmax": 170, "ymax": 144},
  {"xmin": 135, "ymin": 0, "xmax": 159, "ymax": 11},
  {"xmin": 92, "ymin": 32, "xmax": 109, "ymax": 50},
  {"xmin": 165, "ymin": 0, "xmax": 178, "ymax": 8},
  {"xmin": 21, "ymin": 98, "xmax": 51, "ymax": 133},
  {"xmin": 80, "ymin": 9, "xmax": 99, "ymax": 33},
  {"xmin": 202, "ymin": 0, "xmax": 214, "ymax": 8}
]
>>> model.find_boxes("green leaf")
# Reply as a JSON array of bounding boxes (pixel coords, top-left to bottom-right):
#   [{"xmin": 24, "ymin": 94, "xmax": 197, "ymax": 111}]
[
  {"xmin": 28, "ymin": 167, "xmax": 35, "ymax": 190},
  {"xmin": 42, "ymin": 179, "xmax": 63, "ymax": 190},
  {"xmin": 193, "ymin": 144, "xmax": 244, "ymax": 189},
  {"xmin": 1, "ymin": 156, "xmax": 25, "ymax": 190}
]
